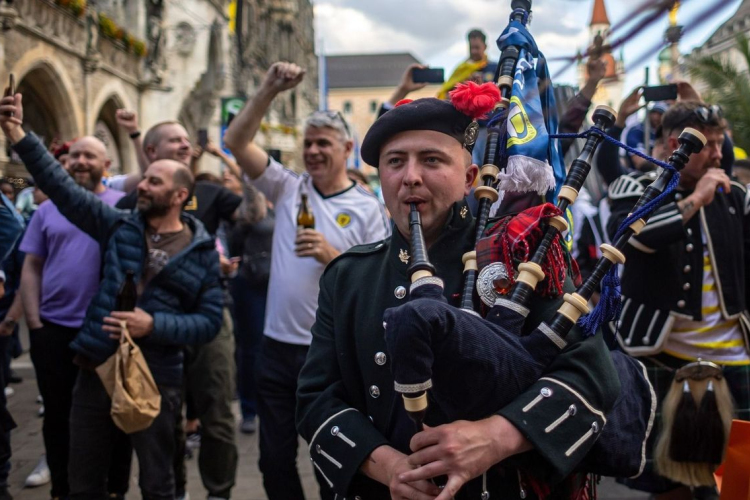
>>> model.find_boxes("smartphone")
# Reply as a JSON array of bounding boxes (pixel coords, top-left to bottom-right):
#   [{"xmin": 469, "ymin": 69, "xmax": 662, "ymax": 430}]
[
  {"xmin": 4, "ymin": 74, "xmax": 14, "ymax": 118},
  {"xmin": 197, "ymin": 128, "xmax": 208, "ymax": 149},
  {"xmin": 412, "ymin": 67, "xmax": 445, "ymax": 84},
  {"xmin": 642, "ymin": 84, "xmax": 677, "ymax": 102}
]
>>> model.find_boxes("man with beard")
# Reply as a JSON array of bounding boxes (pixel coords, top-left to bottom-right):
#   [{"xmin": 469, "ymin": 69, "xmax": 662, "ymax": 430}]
[
  {"xmin": 607, "ymin": 101, "xmax": 750, "ymax": 498},
  {"xmin": 224, "ymin": 62, "xmax": 389, "ymax": 500},
  {"xmin": 0, "ymin": 91, "xmax": 223, "ymax": 500},
  {"xmin": 18, "ymin": 136, "xmax": 125, "ymax": 500},
  {"xmin": 117, "ymin": 118, "xmax": 242, "ymax": 500}
]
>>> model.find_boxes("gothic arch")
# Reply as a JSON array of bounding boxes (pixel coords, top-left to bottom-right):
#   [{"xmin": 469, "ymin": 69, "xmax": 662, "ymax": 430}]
[
  {"xmin": 10, "ymin": 48, "xmax": 83, "ymax": 141},
  {"xmin": 90, "ymin": 84, "xmax": 138, "ymax": 175}
]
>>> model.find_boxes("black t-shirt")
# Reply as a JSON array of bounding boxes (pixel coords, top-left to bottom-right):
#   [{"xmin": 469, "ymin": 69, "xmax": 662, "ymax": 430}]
[{"xmin": 116, "ymin": 181, "xmax": 242, "ymax": 236}]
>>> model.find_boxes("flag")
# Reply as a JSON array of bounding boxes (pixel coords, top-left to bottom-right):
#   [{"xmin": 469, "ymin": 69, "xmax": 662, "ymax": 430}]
[{"xmin": 496, "ymin": 21, "xmax": 565, "ymax": 201}]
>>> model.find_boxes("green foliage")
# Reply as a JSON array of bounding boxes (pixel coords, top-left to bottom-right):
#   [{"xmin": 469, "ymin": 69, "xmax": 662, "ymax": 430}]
[{"xmin": 688, "ymin": 34, "xmax": 750, "ymax": 151}]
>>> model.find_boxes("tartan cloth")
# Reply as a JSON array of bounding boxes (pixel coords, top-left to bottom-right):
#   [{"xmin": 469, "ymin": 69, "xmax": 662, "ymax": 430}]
[
  {"xmin": 619, "ymin": 353, "xmax": 750, "ymax": 493},
  {"xmin": 477, "ymin": 203, "xmax": 581, "ymax": 297}
]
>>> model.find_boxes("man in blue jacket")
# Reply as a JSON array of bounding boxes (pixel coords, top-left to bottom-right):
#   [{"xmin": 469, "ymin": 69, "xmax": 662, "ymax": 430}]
[{"xmin": 0, "ymin": 93, "xmax": 223, "ymax": 500}]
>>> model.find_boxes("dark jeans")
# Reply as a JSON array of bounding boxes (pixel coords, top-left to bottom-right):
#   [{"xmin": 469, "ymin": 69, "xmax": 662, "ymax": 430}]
[
  {"xmin": 29, "ymin": 321, "xmax": 132, "ymax": 499},
  {"xmin": 175, "ymin": 309, "xmax": 238, "ymax": 499},
  {"xmin": 29, "ymin": 321, "xmax": 80, "ymax": 498},
  {"xmin": 0, "ymin": 336, "xmax": 13, "ymax": 490},
  {"xmin": 0, "ymin": 330, "xmax": 14, "ymax": 488},
  {"xmin": 230, "ymin": 276, "xmax": 266, "ymax": 421},
  {"xmin": 69, "ymin": 369, "xmax": 181, "ymax": 500},
  {"xmin": 256, "ymin": 336, "xmax": 334, "ymax": 500}
]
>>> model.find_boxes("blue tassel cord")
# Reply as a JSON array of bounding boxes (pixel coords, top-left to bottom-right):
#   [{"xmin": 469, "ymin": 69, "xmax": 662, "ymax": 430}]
[{"xmin": 550, "ymin": 130, "xmax": 680, "ymax": 336}]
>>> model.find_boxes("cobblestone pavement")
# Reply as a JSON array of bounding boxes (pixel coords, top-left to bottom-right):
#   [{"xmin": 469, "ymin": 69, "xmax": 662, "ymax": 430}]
[{"xmin": 5, "ymin": 355, "xmax": 648, "ymax": 500}]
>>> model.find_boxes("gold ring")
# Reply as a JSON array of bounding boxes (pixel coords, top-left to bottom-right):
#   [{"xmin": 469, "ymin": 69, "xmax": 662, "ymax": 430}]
[{"xmin": 309, "ymin": 243, "xmax": 313, "ymax": 249}]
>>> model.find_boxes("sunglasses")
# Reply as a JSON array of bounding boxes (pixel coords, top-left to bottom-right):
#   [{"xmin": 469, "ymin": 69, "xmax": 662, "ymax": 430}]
[
  {"xmin": 694, "ymin": 104, "xmax": 723, "ymax": 123},
  {"xmin": 670, "ymin": 104, "xmax": 723, "ymax": 134},
  {"xmin": 311, "ymin": 110, "xmax": 351, "ymax": 137}
]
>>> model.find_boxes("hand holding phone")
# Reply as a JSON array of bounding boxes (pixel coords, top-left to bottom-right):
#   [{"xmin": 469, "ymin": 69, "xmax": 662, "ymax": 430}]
[
  {"xmin": 412, "ymin": 67, "xmax": 445, "ymax": 84},
  {"xmin": 4, "ymin": 74, "xmax": 14, "ymax": 118}
]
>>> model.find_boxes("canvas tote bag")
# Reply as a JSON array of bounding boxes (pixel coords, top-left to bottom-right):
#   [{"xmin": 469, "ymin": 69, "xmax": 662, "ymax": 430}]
[{"xmin": 96, "ymin": 321, "xmax": 161, "ymax": 433}]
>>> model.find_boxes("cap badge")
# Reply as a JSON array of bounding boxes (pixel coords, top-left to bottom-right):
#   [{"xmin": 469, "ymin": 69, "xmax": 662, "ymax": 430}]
[{"xmin": 464, "ymin": 121, "xmax": 479, "ymax": 148}]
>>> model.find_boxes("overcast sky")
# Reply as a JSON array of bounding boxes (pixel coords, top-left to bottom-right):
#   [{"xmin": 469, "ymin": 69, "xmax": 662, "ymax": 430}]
[{"xmin": 314, "ymin": 0, "xmax": 742, "ymax": 92}]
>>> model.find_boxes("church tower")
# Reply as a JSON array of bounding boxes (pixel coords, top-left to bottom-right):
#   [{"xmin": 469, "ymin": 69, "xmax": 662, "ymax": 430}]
[{"xmin": 578, "ymin": 0, "xmax": 625, "ymax": 109}]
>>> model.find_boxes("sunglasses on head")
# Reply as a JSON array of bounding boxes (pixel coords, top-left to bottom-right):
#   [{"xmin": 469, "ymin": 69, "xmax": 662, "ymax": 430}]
[
  {"xmin": 670, "ymin": 104, "xmax": 723, "ymax": 134},
  {"xmin": 693, "ymin": 104, "xmax": 723, "ymax": 123},
  {"xmin": 311, "ymin": 110, "xmax": 351, "ymax": 137}
]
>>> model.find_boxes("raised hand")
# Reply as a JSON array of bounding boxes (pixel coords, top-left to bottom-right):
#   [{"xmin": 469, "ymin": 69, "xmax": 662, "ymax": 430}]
[
  {"xmin": 0, "ymin": 93, "xmax": 25, "ymax": 143},
  {"xmin": 586, "ymin": 57, "xmax": 607, "ymax": 86},
  {"xmin": 204, "ymin": 139, "xmax": 221, "ymax": 157},
  {"xmin": 115, "ymin": 109, "xmax": 139, "ymax": 134},
  {"xmin": 615, "ymin": 86, "xmax": 644, "ymax": 128},
  {"xmin": 261, "ymin": 62, "xmax": 306, "ymax": 95}
]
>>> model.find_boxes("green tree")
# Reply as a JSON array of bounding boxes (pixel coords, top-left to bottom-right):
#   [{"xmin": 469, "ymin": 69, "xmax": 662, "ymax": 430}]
[{"xmin": 688, "ymin": 34, "xmax": 750, "ymax": 151}]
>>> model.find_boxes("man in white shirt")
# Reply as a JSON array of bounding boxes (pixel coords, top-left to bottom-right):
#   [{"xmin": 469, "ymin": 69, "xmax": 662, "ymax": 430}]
[{"xmin": 224, "ymin": 62, "xmax": 389, "ymax": 500}]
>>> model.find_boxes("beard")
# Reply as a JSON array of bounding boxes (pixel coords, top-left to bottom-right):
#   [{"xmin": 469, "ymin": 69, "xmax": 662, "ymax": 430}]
[
  {"xmin": 72, "ymin": 169, "xmax": 103, "ymax": 191},
  {"xmin": 137, "ymin": 192, "xmax": 172, "ymax": 218}
]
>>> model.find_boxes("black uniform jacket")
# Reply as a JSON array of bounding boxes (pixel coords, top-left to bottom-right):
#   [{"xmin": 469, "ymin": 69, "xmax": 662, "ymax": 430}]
[
  {"xmin": 296, "ymin": 200, "xmax": 621, "ymax": 498},
  {"xmin": 608, "ymin": 172, "xmax": 750, "ymax": 355}
]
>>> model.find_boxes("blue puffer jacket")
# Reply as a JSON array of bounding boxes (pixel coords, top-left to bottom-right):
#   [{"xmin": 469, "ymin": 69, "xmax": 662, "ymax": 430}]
[{"xmin": 13, "ymin": 134, "xmax": 223, "ymax": 387}]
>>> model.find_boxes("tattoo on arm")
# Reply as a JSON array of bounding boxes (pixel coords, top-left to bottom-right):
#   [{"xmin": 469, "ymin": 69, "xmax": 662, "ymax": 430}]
[
  {"xmin": 677, "ymin": 199, "xmax": 699, "ymax": 224},
  {"xmin": 678, "ymin": 200, "xmax": 694, "ymax": 214}
]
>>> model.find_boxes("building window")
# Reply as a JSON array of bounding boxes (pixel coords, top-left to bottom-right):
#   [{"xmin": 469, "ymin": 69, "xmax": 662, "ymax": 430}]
[
  {"xmin": 343, "ymin": 101, "xmax": 352, "ymax": 114},
  {"xmin": 370, "ymin": 100, "xmax": 378, "ymax": 113}
]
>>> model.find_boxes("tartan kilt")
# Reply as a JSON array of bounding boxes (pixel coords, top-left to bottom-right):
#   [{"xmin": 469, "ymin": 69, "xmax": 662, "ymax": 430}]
[{"xmin": 619, "ymin": 353, "xmax": 750, "ymax": 493}]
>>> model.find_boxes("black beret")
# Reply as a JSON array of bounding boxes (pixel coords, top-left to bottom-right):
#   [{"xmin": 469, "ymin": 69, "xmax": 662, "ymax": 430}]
[{"xmin": 361, "ymin": 98, "xmax": 474, "ymax": 168}]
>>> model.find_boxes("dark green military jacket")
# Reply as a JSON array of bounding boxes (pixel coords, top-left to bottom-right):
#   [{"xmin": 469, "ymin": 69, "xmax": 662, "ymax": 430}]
[{"xmin": 296, "ymin": 200, "xmax": 620, "ymax": 499}]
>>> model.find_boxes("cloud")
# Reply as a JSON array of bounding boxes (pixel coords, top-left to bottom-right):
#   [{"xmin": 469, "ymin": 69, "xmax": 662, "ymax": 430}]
[{"xmin": 314, "ymin": 0, "xmax": 744, "ymax": 87}]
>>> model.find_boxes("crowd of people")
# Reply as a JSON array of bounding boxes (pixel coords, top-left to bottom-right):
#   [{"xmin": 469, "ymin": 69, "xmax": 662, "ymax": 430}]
[{"xmin": 0, "ymin": 26, "xmax": 746, "ymax": 500}]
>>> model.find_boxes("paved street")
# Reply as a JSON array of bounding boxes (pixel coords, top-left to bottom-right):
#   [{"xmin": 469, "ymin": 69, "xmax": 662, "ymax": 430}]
[{"xmin": 5, "ymin": 352, "xmax": 647, "ymax": 500}]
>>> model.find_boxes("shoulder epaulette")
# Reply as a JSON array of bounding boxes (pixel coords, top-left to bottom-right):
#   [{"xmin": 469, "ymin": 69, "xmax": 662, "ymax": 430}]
[
  {"xmin": 346, "ymin": 239, "xmax": 388, "ymax": 255},
  {"xmin": 608, "ymin": 174, "xmax": 646, "ymax": 200},
  {"xmin": 326, "ymin": 238, "xmax": 389, "ymax": 270},
  {"xmin": 731, "ymin": 180, "xmax": 747, "ymax": 194}
]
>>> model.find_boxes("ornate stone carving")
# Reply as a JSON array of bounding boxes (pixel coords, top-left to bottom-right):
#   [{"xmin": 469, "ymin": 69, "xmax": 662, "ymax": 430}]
[
  {"xmin": 174, "ymin": 21, "xmax": 197, "ymax": 57},
  {"xmin": 0, "ymin": 2, "xmax": 19, "ymax": 31}
]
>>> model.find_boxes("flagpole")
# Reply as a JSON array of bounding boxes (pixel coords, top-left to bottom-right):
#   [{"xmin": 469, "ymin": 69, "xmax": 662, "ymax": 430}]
[{"xmin": 317, "ymin": 36, "xmax": 328, "ymax": 111}]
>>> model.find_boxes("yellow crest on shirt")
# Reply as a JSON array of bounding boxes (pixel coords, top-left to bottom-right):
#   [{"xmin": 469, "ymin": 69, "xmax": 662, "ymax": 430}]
[{"xmin": 336, "ymin": 213, "xmax": 352, "ymax": 228}]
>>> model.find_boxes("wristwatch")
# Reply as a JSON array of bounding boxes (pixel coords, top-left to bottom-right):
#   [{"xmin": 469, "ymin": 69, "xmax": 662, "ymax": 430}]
[{"xmin": 2, "ymin": 318, "xmax": 16, "ymax": 328}]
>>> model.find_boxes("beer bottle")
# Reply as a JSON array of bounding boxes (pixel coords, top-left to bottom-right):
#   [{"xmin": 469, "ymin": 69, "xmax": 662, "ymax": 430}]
[
  {"xmin": 116, "ymin": 270, "xmax": 138, "ymax": 311},
  {"xmin": 297, "ymin": 193, "xmax": 315, "ymax": 231}
]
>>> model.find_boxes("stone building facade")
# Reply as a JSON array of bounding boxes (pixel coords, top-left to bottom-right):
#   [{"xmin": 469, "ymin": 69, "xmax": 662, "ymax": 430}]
[{"xmin": 0, "ymin": 0, "xmax": 316, "ymax": 184}]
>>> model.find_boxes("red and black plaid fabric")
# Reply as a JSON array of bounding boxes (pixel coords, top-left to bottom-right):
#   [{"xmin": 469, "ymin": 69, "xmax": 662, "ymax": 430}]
[{"xmin": 476, "ymin": 203, "xmax": 580, "ymax": 297}]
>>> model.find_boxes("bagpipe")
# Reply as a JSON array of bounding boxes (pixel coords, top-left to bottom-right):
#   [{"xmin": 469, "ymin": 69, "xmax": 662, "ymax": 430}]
[{"xmin": 383, "ymin": 0, "xmax": 708, "ymax": 483}]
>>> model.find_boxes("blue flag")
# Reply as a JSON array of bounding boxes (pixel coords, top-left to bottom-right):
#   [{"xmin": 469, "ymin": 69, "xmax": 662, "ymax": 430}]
[{"xmin": 496, "ymin": 21, "xmax": 565, "ymax": 201}]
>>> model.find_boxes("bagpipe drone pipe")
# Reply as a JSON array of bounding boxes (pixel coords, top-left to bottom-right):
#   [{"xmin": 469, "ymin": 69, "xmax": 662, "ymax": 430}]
[{"xmin": 383, "ymin": 0, "xmax": 709, "ymax": 480}]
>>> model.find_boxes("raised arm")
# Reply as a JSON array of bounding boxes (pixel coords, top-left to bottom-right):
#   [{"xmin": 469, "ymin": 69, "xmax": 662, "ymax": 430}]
[
  {"xmin": 205, "ymin": 139, "xmax": 242, "ymax": 180},
  {"xmin": 115, "ymin": 109, "xmax": 150, "ymax": 193},
  {"xmin": 224, "ymin": 62, "xmax": 305, "ymax": 179},
  {"xmin": 0, "ymin": 93, "xmax": 121, "ymax": 241}
]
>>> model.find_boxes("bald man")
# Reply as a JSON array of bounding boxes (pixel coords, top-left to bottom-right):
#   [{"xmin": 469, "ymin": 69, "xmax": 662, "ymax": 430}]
[
  {"xmin": 17, "ymin": 136, "xmax": 125, "ymax": 499},
  {"xmin": 0, "ymin": 93, "xmax": 223, "ymax": 499}
]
